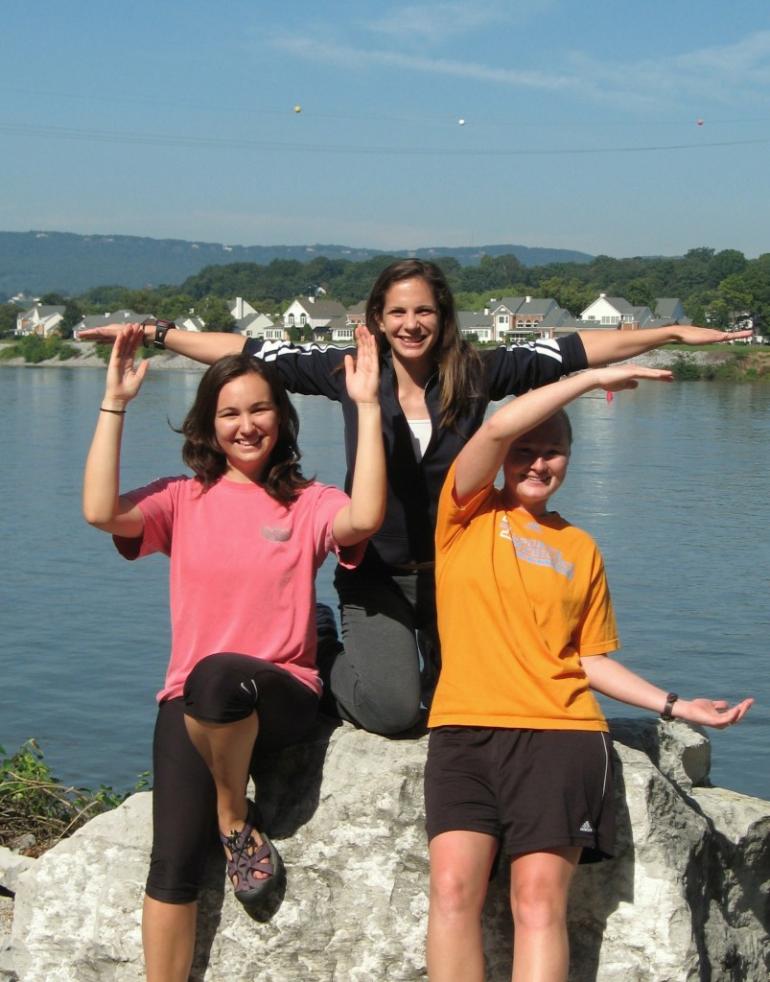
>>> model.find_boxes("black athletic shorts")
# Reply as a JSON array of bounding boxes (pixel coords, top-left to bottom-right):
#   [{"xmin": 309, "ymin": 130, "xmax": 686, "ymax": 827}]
[{"xmin": 424, "ymin": 726, "xmax": 615, "ymax": 863}]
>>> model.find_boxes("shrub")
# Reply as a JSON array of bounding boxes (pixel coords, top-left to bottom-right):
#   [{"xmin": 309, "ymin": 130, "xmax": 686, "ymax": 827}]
[
  {"xmin": 0, "ymin": 336, "xmax": 80, "ymax": 364},
  {"xmin": 0, "ymin": 740, "xmax": 148, "ymax": 856},
  {"xmin": 670, "ymin": 354, "xmax": 702, "ymax": 380}
]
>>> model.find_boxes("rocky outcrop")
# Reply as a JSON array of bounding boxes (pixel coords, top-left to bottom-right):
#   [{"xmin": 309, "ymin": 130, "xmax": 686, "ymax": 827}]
[{"xmin": 3, "ymin": 719, "xmax": 769, "ymax": 982}]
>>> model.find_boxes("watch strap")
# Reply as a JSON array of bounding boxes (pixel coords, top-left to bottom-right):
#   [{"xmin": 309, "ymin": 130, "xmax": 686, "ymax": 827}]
[
  {"xmin": 142, "ymin": 318, "xmax": 176, "ymax": 351},
  {"xmin": 661, "ymin": 692, "xmax": 679, "ymax": 721}
]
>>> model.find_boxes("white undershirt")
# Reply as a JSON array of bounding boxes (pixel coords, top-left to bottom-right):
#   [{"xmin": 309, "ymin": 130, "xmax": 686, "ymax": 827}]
[{"xmin": 406, "ymin": 418, "xmax": 433, "ymax": 461}]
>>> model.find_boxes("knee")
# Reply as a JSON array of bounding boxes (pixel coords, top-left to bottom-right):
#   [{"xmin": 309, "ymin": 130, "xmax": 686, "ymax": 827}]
[
  {"xmin": 345, "ymin": 681, "xmax": 423, "ymax": 735},
  {"xmin": 510, "ymin": 881, "xmax": 567, "ymax": 932},
  {"xmin": 430, "ymin": 867, "xmax": 485, "ymax": 921},
  {"xmin": 184, "ymin": 654, "xmax": 257, "ymax": 723},
  {"xmin": 357, "ymin": 698, "xmax": 423, "ymax": 736}
]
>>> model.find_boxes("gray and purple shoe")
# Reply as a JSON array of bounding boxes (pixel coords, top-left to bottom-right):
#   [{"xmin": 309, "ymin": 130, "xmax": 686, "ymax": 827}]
[{"xmin": 220, "ymin": 800, "xmax": 284, "ymax": 913}]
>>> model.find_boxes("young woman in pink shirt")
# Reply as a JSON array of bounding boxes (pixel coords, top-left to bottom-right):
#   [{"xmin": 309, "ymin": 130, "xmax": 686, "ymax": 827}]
[{"xmin": 82, "ymin": 323, "xmax": 385, "ymax": 982}]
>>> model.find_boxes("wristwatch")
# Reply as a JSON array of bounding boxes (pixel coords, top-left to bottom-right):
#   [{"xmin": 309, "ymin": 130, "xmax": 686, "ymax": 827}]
[
  {"xmin": 661, "ymin": 692, "xmax": 679, "ymax": 721},
  {"xmin": 141, "ymin": 319, "xmax": 176, "ymax": 349}
]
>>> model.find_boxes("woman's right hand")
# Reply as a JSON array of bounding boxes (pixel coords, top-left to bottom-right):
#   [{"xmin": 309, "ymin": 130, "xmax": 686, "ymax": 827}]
[
  {"xmin": 103, "ymin": 324, "xmax": 150, "ymax": 408},
  {"xmin": 79, "ymin": 324, "xmax": 125, "ymax": 344}
]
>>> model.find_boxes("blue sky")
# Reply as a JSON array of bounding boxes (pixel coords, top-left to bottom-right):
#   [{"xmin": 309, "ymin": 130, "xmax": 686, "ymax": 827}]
[{"xmin": 3, "ymin": 1, "xmax": 770, "ymax": 258}]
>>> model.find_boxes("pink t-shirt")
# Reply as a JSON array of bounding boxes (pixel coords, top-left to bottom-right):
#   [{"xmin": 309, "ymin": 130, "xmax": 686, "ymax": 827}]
[{"xmin": 114, "ymin": 475, "xmax": 361, "ymax": 701}]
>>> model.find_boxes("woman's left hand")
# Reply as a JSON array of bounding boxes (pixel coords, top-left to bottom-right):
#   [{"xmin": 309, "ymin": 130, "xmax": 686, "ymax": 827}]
[
  {"xmin": 344, "ymin": 325, "xmax": 380, "ymax": 405},
  {"xmin": 673, "ymin": 326, "xmax": 753, "ymax": 345},
  {"xmin": 675, "ymin": 696, "xmax": 754, "ymax": 729}
]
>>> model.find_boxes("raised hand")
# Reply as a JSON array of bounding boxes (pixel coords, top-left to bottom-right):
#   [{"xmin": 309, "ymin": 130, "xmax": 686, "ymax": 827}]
[
  {"xmin": 592, "ymin": 364, "xmax": 674, "ymax": 393},
  {"xmin": 673, "ymin": 326, "xmax": 753, "ymax": 345},
  {"xmin": 675, "ymin": 696, "xmax": 754, "ymax": 730},
  {"xmin": 344, "ymin": 325, "xmax": 380, "ymax": 406},
  {"xmin": 103, "ymin": 324, "xmax": 150, "ymax": 407},
  {"xmin": 79, "ymin": 324, "xmax": 123, "ymax": 344}
]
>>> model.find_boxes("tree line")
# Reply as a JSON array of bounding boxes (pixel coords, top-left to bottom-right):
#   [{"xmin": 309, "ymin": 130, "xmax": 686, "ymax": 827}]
[{"xmin": 1, "ymin": 247, "xmax": 767, "ymax": 337}]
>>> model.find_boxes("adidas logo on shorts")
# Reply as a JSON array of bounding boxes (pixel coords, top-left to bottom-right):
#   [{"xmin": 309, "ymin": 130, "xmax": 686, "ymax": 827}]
[{"xmin": 579, "ymin": 820, "xmax": 593, "ymax": 833}]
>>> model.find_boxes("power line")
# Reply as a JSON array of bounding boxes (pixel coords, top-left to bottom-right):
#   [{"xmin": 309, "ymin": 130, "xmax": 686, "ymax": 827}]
[{"xmin": 1, "ymin": 120, "xmax": 767, "ymax": 156}]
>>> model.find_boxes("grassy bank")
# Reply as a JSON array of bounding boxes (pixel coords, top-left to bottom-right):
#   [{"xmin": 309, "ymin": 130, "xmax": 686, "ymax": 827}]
[
  {"xmin": 0, "ymin": 741, "xmax": 147, "ymax": 857},
  {"xmin": 664, "ymin": 346, "xmax": 770, "ymax": 381}
]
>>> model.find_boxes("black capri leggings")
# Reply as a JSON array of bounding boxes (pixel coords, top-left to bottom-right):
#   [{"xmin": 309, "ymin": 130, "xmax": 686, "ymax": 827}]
[{"xmin": 146, "ymin": 654, "xmax": 319, "ymax": 904}]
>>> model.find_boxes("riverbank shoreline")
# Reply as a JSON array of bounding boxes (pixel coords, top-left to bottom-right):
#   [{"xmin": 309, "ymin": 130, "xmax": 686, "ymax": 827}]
[
  {"xmin": 2, "ymin": 340, "xmax": 769, "ymax": 378},
  {"xmin": 0, "ymin": 341, "xmax": 205, "ymax": 372}
]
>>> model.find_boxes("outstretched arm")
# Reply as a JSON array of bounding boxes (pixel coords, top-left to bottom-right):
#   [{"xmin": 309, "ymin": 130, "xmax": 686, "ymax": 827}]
[
  {"xmin": 79, "ymin": 322, "xmax": 244, "ymax": 365},
  {"xmin": 454, "ymin": 364, "xmax": 673, "ymax": 502},
  {"xmin": 582, "ymin": 655, "xmax": 753, "ymax": 729},
  {"xmin": 82, "ymin": 324, "xmax": 148, "ymax": 536},
  {"xmin": 332, "ymin": 326, "xmax": 386, "ymax": 546},
  {"xmin": 579, "ymin": 325, "xmax": 753, "ymax": 366}
]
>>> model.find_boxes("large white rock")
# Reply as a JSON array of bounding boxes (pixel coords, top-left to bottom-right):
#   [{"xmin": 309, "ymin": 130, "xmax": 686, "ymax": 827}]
[{"xmin": 5, "ymin": 718, "xmax": 770, "ymax": 981}]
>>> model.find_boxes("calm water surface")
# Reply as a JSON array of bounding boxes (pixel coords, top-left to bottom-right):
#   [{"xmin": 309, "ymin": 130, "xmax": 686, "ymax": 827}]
[{"xmin": 1, "ymin": 366, "xmax": 768, "ymax": 798}]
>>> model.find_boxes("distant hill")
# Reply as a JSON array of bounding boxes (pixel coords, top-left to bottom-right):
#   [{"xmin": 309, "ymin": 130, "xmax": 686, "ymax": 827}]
[{"xmin": 0, "ymin": 231, "xmax": 593, "ymax": 296}]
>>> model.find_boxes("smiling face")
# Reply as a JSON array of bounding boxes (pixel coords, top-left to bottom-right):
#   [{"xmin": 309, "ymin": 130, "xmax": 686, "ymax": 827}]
[
  {"xmin": 502, "ymin": 413, "xmax": 572, "ymax": 516},
  {"xmin": 377, "ymin": 277, "xmax": 440, "ymax": 370},
  {"xmin": 213, "ymin": 372, "xmax": 279, "ymax": 482}
]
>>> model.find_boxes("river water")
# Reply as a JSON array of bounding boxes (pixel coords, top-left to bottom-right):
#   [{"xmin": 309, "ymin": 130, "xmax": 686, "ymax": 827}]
[{"xmin": 1, "ymin": 366, "xmax": 768, "ymax": 799}]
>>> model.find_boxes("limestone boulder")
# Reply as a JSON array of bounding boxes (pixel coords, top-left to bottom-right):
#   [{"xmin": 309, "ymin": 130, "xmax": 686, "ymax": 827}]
[{"xmin": 5, "ymin": 718, "xmax": 770, "ymax": 982}]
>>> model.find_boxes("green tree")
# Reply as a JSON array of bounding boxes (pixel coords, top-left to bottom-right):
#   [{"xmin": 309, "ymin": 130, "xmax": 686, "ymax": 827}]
[
  {"xmin": 196, "ymin": 295, "xmax": 236, "ymax": 331},
  {"xmin": 155, "ymin": 294, "xmax": 196, "ymax": 321},
  {"xmin": 0, "ymin": 303, "xmax": 18, "ymax": 337},
  {"xmin": 59, "ymin": 300, "xmax": 84, "ymax": 339},
  {"xmin": 709, "ymin": 249, "xmax": 747, "ymax": 282}
]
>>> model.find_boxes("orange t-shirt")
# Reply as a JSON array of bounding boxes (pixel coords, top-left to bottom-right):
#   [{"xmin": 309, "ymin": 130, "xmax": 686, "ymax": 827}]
[{"xmin": 429, "ymin": 462, "xmax": 619, "ymax": 731}]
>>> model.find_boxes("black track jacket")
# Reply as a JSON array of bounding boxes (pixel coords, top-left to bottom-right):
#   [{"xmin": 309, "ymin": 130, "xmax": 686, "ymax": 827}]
[{"xmin": 243, "ymin": 335, "xmax": 587, "ymax": 571}]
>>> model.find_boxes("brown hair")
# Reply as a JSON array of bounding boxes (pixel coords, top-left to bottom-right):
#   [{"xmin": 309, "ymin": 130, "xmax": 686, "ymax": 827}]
[
  {"xmin": 365, "ymin": 259, "xmax": 483, "ymax": 429},
  {"xmin": 180, "ymin": 353, "xmax": 311, "ymax": 503}
]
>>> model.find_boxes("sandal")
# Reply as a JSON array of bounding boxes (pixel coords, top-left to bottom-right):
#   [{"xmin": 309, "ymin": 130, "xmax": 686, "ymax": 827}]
[{"xmin": 220, "ymin": 800, "xmax": 284, "ymax": 910}]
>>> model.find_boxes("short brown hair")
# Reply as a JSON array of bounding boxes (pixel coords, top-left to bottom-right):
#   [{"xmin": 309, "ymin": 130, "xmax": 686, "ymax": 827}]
[{"xmin": 180, "ymin": 353, "xmax": 311, "ymax": 503}]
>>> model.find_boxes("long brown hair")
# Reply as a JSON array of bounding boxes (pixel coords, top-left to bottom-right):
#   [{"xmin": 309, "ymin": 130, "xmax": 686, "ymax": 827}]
[
  {"xmin": 180, "ymin": 353, "xmax": 311, "ymax": 503},
  {"xmin": 365, "ymin": 259, "xmax": 483, "ymax": 428}
]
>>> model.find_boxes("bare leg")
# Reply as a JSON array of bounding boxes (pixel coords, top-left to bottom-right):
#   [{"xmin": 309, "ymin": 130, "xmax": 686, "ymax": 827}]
[
  {"xmin": 427, "ymin": 830, "xmax": 498, "ymax": 982},
  {"xmin": 142, "ymin": 895, "xmax": 197, "ymax": 982},
  {"xmin": 509, "ymin": 847, "xmax": 581, "ymax": 982},
  {"xmin": 184, "ymin": 711, "xmax": 258, "ymax": 834}
]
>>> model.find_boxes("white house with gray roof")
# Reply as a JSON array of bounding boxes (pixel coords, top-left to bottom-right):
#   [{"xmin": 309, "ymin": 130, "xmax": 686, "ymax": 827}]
[
  {"xmin": 457, "ymin": 310, "xmax": 494, "ymax": 342},
  {"xmin": 229, "ymin": 297, "xmax": 258, "ymax": 321},
  {"xmin": 16, "ymin": 304, "xmax": 66, "ymax": 337},
  {"xmin": 581, "ymin": 293, "xmax": 689, "ymax": 330},
  {"xmin": 538, "ymin": 308, "xmax": 584, "ymax": 338},
  {"xmin": 233, "ymin": 312, "xmax": 281, "ymax": 339},
  {"xmin": 283, "ymin": 297, "xmax": 347, "ymax": 336},
  {"xmin": 73, "ymin": 309, "xmax": 146, "ymax": 337},
  {"xmin": 580, "ymin": 295, "xmax": 650, "ymax": 328},
  {"xmin": 654, "ymin": 298, "xmax": 689, "ymax": 323},
  {"xmin": 487, "ymin": 296, "xmax": 562, "ymax": 342},
  {"xmin": 346, "ymin": 301, "xmax": 367, "ymax": 326}
]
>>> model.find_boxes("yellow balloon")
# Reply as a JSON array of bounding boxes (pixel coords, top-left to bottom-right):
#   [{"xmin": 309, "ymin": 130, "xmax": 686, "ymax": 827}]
[{"xmin": 294, "ymin": 104, "xmax": 302, "ymax": 114}]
